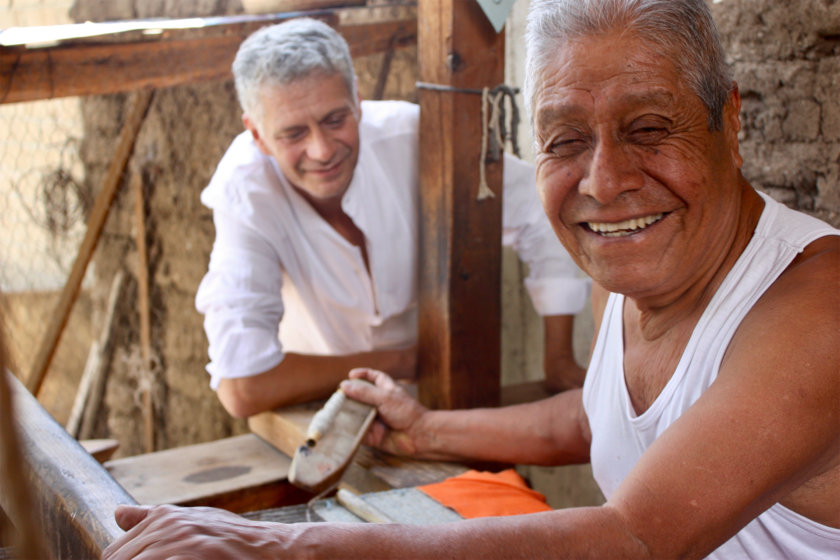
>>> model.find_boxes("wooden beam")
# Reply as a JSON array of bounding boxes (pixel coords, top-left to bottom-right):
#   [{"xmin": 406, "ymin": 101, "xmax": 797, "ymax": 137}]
[
  {"xmin": 1, "ymin": 371, "xmax": 136, "ymax": 558},
  {"xmin": 416, "ymin": 0, "xmax": 505, "ymax": 409},
  {"xmin": 0, "ymin": 8, "xmax": 416, "ymax": 104}
]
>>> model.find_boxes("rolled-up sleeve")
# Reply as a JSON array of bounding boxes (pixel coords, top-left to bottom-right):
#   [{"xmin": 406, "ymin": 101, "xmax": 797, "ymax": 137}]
[
  {"xmin": 501, "ymin": 153, "xmax": 591, "ymax": 316},
  {"xmin": 195, "ymin": 209, "xmax": 286, "ymax": 389}
]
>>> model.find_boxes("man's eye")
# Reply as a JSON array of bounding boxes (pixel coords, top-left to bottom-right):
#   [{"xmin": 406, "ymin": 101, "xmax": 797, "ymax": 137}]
[
  {"xmin": 325, "ymin": 115, "xmax": 346, "ymax": 128},
  {"xmin": 548, "ymin": 138, "xmax": 586, "ymax": 157},
  {"xmin": 280, "ymin": 130, "xmax": 306, "ymax": 143},
  {"xmin": 629, "ymin": 127, "xmax": 668, "ymax": 142}
]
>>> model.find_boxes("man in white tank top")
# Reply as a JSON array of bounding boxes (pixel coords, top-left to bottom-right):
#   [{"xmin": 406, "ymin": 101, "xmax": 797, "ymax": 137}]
[{"xmin": 104, "ymin": 1, "xmax": 839, "ymax": 558}]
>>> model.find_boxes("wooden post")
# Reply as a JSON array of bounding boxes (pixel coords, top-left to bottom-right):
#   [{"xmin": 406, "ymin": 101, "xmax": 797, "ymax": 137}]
[{"xmin": 417, "ymin": 0, "xmax": 505, "ymax": 410}]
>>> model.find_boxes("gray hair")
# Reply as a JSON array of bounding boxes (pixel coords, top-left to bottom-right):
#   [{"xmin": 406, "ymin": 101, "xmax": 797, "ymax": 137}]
[
  {"xmin": 523, "ymin": 0, "xmax": 733, "ymax": 130},
  {"xmin": 232, "ymin": 18, "xmax": 357, "ymax": 124}
]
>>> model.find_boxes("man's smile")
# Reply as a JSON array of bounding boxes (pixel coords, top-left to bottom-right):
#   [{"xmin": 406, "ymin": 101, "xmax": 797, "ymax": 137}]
[{"xmin": 585, "ymin": 213, "xmax": 665, "ymax": 237}]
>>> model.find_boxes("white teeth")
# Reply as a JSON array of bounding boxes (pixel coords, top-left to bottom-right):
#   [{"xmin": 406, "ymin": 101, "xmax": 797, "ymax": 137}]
[{"xmin": 588, "ymin": 213, "xmax": 664, "ymax": 237}]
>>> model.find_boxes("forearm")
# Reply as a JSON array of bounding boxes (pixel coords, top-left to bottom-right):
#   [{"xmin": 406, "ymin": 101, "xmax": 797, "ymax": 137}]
[
  {"xmin": 104, "ymin": 503, "xmax": 651, "ymax": 560},
  {"xmin": 543, "ymin": 314, "xmax": 586, "ymax": 392},
  {"xmin": 411, "ymin": 390, "xmax": 590, "ymax": 466},
  {"xmin": 217, "ymin": 347, "xmax": 416, "ymax": 417},
  {"xmin": 287, "ymin": 506, "xmax": 649, "ymax": 560}
]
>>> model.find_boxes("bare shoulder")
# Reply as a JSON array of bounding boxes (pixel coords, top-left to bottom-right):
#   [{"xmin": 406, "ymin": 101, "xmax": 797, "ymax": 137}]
[
  {"xmin": 721, "ymin": 233, "xmax": 840, "ymax": 525},
  {"xmin": 741, "ymin": 233, "xmax": 839, "ymax": 340}
]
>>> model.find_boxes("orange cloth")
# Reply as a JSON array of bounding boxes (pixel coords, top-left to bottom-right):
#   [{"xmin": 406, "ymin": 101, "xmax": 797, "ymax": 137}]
[{"xmin": 418, "ymin": 469, "xmax": 552, "ymax": 518}]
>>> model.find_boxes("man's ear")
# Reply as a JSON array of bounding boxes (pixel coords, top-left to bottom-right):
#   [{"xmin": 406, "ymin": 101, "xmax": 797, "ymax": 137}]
[
  {"xmin": 242, "ymin": 113, "xmax": 272, "ymax": 157},
  {"xmin": 723, "ymin": 83, "xmax": 743, "ymax": 168}
]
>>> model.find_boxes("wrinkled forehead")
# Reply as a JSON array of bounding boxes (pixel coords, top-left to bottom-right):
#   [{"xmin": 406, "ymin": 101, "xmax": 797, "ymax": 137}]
[
  {"xmin": 527, "ymin": 29, "xmax": 680, "ymax": 101},
  {"xmin": 530, "ymin": 34, "xmax": 689, "ymax": 126}
]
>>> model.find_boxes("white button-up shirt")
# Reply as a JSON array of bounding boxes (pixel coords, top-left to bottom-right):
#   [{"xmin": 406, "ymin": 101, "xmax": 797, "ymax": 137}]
[{"xmin": 196, "ymin": 101, "xmax": 589, "ymax": 389}]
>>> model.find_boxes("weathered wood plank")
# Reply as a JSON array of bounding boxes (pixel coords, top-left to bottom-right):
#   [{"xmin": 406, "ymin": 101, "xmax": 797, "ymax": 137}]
[
  {"xmin": 105, "ymin": 434, "xmax": 311, "ymax": 512},
  {"xmin": 1, "ymin": 371, "xmax": 135, "ymax": 558},
  {"xmin": 416, "ymin": 0, "xmax": 505, "ymax": 409},
  {"xmin": 0, "ymin": 8, "xmax": 416, "ymax": 104}
]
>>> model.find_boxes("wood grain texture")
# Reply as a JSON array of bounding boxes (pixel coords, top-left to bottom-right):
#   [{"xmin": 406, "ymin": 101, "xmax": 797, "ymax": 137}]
[
  {"xmin": 2, "ymin": 371, "xmax": 135, "ymax": 558},
  {"xmin": 289, "ymin": 394, "xmax": 377, "ymax": 494},
  {"xmin": 105, "ymin": 434, "xmax": 310, "ymax": 512},
  {"xmin": 417, "ymin": 0, "xmax": 506, "ymax": 410},
  {"xmin": 0, "ymin": 8, "xmax": 416, "ymax": 104}
]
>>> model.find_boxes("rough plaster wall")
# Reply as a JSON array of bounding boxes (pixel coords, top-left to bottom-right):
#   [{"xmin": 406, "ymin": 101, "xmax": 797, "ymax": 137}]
[{"xmin": 712, "ymin": 0, "xmax": 840, "ymax": 226}]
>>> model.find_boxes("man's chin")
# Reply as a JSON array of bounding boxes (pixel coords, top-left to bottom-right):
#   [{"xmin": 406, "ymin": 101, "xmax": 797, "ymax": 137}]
[{"xmin": 300, "ymin": 179, "xmax": 351, "ymax": 203}]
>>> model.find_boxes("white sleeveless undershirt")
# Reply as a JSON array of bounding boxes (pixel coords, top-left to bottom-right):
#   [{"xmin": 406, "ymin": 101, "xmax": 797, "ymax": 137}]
[{"xmin": 582, "ymin": 191, "xmax": 840, "ymax": 558}]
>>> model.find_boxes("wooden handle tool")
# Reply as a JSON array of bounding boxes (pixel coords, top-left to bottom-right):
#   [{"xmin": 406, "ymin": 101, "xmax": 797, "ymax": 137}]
[
  {"xmin": 336, "ymin": 488, "xmax": 394, "ymax": 523},
  {"xmin": 288, "ymin": 380, "xmax": 377, "ymax": 494}
]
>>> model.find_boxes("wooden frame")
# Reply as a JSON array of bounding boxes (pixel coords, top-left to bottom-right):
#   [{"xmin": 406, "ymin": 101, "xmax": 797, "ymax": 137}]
[
  {"xmin": 0, "ymin": 8, "xmax": 416, "ymax": 104},
  {"xmin": 417, "ymin": 0, "xmax": 505, "ymax": 409}
]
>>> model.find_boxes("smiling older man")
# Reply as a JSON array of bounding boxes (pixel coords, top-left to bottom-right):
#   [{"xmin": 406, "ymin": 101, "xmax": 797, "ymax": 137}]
[{"xmin": 104, "ymin": 1, "xmax": 839, "ymax": 558}]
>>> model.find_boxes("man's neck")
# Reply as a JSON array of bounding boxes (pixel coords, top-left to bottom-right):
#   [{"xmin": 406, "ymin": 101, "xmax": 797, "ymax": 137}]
[
  {"xmin": 293, "ymin": 184, "xmax": 370, "ymax": 270},
  {"xmin": 629, "ymin": 182, "xmax": 765, "ymax": 342}
]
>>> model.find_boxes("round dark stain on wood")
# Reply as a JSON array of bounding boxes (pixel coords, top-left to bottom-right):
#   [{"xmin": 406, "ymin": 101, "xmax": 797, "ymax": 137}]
[{"xmin": 183, "ymin": 465, "xmax": 251, "ymax": 483}]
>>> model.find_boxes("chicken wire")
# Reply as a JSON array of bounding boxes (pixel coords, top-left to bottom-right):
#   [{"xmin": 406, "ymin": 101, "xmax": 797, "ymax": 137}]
[{"xmin": 0, "ymin": 96, "xmax": 100, "ymax": 425}]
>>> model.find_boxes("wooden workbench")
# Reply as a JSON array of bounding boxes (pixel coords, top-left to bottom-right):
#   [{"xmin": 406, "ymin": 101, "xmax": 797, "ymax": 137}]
[{"xmin": 103, "ymin": 398, "xmax": 469, "ymax": 514}]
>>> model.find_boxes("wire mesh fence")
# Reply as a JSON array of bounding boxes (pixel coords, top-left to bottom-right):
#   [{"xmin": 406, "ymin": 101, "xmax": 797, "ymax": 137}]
[
  {"xmin": 1, "ymin": 94, "xmax": 112, "ymax": 428},
  {"xmin": 0, "ymin": 0, "xmax": 91, "ymax": 426}
]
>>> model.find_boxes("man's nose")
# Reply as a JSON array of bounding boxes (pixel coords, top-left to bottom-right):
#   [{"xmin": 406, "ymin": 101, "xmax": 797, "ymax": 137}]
[
  {"xmin": 305, "ymin": 127, "xmax": 336, "ymax": 162},
  {"xmin": 578, "ymin": 139, "xmax": 643, "ymax": 203}
]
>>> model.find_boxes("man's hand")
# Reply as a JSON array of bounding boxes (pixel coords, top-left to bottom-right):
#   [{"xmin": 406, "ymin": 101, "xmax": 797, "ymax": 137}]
[
  {"xmin": 102, "ymin": 504, "xmax": 292, "ymax": 559},
  {"xmin": 342, "ymin": 368, "xmax": 429, "ymax": 457}
]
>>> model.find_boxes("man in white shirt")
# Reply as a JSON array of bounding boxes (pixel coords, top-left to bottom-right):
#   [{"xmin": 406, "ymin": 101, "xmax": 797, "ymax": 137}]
[{"xmin": 195, "ymin": 18, "xmax": 590, "ymax": 417}]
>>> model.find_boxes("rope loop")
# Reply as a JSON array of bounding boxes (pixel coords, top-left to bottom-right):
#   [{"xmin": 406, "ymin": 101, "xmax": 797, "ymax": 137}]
[{"xmin": 416, "ymin": 81, "xmax": 522, "ymax": 201}]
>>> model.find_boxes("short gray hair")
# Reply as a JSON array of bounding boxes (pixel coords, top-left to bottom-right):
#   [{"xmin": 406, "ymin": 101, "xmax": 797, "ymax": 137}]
[
  {"xmin": 232, "ymin": 18, "xmax": 357, "ymax": 123},
  {"xmin": 523, "ymin": 0, "xmax": 733, "ymax": 130}
]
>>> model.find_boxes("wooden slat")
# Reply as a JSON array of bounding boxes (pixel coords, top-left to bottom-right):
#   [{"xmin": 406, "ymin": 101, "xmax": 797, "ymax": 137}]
[
  {"xmin": 79, "ymin": 438, "xmax": 121, "ymax": 463},
  {"xmin": 1, "ymin": 371, "xmax": 135, "ymax": 558},
  {"xmin": 105, "ymin": 434, "xmax": 311, "ymax": 513},
  {"xmin": 416, "ymin": 0, "xmax": 505, "ymax": 410},
  {"xmin": 0, "ymin": 8, "xmax": 416, "ymax": 104}
]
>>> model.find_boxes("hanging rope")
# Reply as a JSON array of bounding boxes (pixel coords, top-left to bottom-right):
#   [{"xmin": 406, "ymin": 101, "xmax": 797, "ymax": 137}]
[
  {"xmin": 416, "ymin": 81, "xmax": 522, "ymax": 201},
  {"xmin": 477, "ymin": 84, "xmax": 521, "ymax": 200}
]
